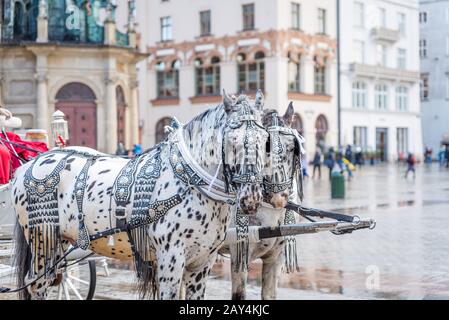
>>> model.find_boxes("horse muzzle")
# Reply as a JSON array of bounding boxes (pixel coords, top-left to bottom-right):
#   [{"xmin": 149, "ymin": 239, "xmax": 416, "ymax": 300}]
[
  {"xmin": 238, "ymin": 184, "xmax": 263, "ymax": 215},
  {"xmin": 270, "ymin": 191, "xmax": 290, "ymax": 209}
]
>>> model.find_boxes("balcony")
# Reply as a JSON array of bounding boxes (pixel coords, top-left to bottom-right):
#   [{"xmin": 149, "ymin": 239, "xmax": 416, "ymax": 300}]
[
  {"xmin": 370, "ymin": 27, "xmax": 400, "ymax": 44},
  {"xmin": 349, "ymin": 63, "xmax": 419, "ymax": 84}
]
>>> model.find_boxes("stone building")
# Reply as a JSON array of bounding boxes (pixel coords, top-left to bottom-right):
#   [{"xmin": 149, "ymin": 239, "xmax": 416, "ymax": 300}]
[
  {"xmin": 419, "ymin": 0, "xmax": 449, "ymax": 156},
  {"xmin": 0, "ymin": 0, "xmax": 147, "ymax": 153},
  {"xmin": 339, "ymin": 0, "xmax": 423, "ymax": 162},
  {"xmin": 142, "ymin": 0, "xmax": 338, "ymax": 158}
]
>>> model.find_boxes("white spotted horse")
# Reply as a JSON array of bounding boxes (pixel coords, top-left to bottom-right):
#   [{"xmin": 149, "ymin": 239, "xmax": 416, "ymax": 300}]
[
  {"xmin": 10, "ymin": 91, "xmax": 269, "ymax": 300},
  {"xmin": 219, "ymin": 102, "xmax": 306, "ymax": 300}
]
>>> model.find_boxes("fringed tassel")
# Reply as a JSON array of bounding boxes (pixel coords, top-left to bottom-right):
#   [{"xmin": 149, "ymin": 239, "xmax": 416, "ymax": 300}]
[
  {"xmin": 29, "ymin": 224, "xmax": 61, "ymax": 279},
  {"xmin": 129, "ymin": 227, "xmax": 157, "ymax": 299},
  {"xmin": 283, "ymin": 210, "xmax": 299, "ymax": 273},
  {"xmin": 234, "ymin": 211, "xmax": 249, "ymax": 273}
]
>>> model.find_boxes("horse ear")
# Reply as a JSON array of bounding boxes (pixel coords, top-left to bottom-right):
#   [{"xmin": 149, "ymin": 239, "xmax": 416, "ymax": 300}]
[
  {"xmin": 283, "ymin": 102, "xmax": 295, "ymax": 126},
  {"xmin": 254, "ymin": 89, "xmax": 264, "ymax": 110},
  {"xmin": 223, "ymin": 89, "xmax": 234, "ymax": 113}
]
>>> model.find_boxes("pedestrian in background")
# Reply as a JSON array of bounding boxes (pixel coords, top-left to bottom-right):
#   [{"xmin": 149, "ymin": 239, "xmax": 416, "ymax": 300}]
[
  {"xmin": 438, "ymin": 146, "xmax": 446, "ymax": 166},
  {"xmin": 345, "ymin": 145, "xmax": 353, "ymax": 164},
  {"xmin": 355, "ymin": 146, "xmax": 364, "ymax": 169},
  {"xmin": 405, "ymin": 153, "xmax": 416, "ymax": 179},
  {"xmin": 133, "ymin": 144, "xmax": 142, "ymax": 157},
  {"xmin": 325, "ymin": 147, "xmax": 335, "ymax": 180},
  {"xmin": 445, "ymin": 146, "xmax": 449, "ymax": 168},
  {"xmin": 424, "ymin": 147, "xmax": 433, "ymax": 164},
  {"xmin": 312, "ymin": 150, "xmax": 322, "ymax": 179},
  {"xmin": 301, "ymin": 153, "xmax": 309, "ymax": 178}
]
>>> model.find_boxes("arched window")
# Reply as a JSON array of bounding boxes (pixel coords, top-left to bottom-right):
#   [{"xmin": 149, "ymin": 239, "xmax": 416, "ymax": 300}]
[
  {"xmin": 237, "ymin": 51, "xmax": 265, "ymax": 93},
  {"xmin": 195, "ymin": 56, "xmax": 221, "ymax": 95},
  {"xmin": 352, "ymin": 81, "xmax": 367, "ymax": 108},
  {"xmin": 157, "ymin": 60, "xmax": 180, "ymax": 98},
  {"xmin": 291, "ymin": 113, "xmax": 304, "ymax": 137},
  {"xmin": 13, "ymin": 1, "xmax": 25, "ymax": 39},
  {"xmin": 374, "ymin": 83, "xmax": 388, "ymax": 110},
  {"xmin": 155, "ymin": 117, "xmax": 173, "ymax": 144},
  {"xmin": 396, "ymin": 86, "xmax": 408, "ymax": 111},
  {"xmin": 315, "ymin": 115, "xmax": 328, "ymax": 148},
  {"xmin": 314, "ymin": 56, "xmax": 326, "ymax": 95},
  {"xmin": 288, "ymin": 52, "xmax": 301, "ymax": 92}
]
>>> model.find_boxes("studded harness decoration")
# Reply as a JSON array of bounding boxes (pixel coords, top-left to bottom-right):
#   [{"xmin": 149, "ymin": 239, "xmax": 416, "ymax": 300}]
[
  {"xmin": 23, "ymin": 152, "xmax": 73, "ymax": 277},
  {"xmin": 263, "ymin": 113, "xmax": 306, "ymax": 273}
]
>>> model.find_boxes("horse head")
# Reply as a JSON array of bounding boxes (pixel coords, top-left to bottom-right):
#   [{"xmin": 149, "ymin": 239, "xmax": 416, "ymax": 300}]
[
  {"xmin": 222, "ymin": 90, "xmax": 269, "ymax": 215},
  {"xmin": 262, "ymin": 102, "xmax": 304, "ymax": 209}
]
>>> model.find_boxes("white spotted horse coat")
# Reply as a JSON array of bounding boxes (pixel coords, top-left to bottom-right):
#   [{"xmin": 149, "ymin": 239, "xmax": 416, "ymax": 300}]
[
  {"xmin": 219, "ymin": 102, "xmax": 305, "ymax": 300},
  {"xmin": 11, "ymin": 91, "xmax": 269, "ymax": 300}
]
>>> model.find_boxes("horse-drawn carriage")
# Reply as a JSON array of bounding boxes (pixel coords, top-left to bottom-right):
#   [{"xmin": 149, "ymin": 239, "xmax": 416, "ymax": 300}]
[{"xmin": 0, "ymin": 92, "xmax": 375, "ymax": 300}]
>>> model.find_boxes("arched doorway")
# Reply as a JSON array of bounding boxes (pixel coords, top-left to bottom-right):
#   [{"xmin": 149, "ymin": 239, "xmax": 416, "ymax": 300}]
[
  {"xmin": 116, "ymin": 86, "xmax": 127, "ymax": 146},
  {"xmin": 315, "ymin": 114, "xmax": 328, "ymax": 150},
  {"xmin": 155, "ymin": 117, "xmax": 172, "ymax": 144},
  {"xmin": 55, "ymin": 82, "xmax": 97, "ymax": 149},
  {"xmin": 291, "ymin": 113, "xmax": 304, "ymax": 137}
]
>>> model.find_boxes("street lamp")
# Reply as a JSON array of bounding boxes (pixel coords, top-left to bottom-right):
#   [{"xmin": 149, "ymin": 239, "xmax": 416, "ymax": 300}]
[{"xmin": 51, "ymin": 110, "xmax": 69, "ymax": 148}]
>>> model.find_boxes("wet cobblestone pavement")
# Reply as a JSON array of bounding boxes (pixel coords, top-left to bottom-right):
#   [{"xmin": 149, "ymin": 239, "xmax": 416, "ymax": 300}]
[{"xmin": 1, "ymin": 163, "xmax": 449, "ymax": 300}]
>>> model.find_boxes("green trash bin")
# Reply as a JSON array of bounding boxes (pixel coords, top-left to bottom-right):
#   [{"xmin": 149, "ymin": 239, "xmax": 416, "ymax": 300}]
[{"xmin": 331, "ymin": 172, "xmax": 345, "ymax": 199}]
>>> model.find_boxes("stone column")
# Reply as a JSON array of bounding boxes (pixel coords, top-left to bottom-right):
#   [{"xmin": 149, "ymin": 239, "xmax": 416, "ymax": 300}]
[
  {"xmin": 35, "ymin": 52, "xmax": 50, "ymax": 133},
  {"xmin": 37, "ymin": 0, "xmax": 48, "ymax": 43},
  {"xmin": 105, "ymin": 77, "xmax": 118, "ymax": 154},
  {"xmin": 36, "ymin": 72, "xmax": 49, "ymax": 132},
  {"xmin": 129, "ymin": 78, "xmax": 139, "ymax": 146}
]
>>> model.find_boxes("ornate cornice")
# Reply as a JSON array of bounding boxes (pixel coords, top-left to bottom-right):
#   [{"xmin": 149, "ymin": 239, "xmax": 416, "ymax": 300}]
[{"xmin": 147, "ymin": 29, "xmax": 337, "ymax": 69}]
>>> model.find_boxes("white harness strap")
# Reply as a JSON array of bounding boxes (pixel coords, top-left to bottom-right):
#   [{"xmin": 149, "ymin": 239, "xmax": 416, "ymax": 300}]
[{"xmin": 171, "ymin": 129, "xmax": 235, "ymax": 204}]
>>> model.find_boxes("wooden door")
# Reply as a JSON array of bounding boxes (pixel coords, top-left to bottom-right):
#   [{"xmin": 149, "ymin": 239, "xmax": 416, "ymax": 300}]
[{"xmin": 56, "ymin": 102, "xmax": 97, "ymax": 149}]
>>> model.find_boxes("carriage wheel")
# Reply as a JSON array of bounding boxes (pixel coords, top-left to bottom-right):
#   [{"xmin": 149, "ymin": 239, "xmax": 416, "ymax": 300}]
[{"xmin": 48, "ymin": 260, "xmax": 96, "ymax": 300}]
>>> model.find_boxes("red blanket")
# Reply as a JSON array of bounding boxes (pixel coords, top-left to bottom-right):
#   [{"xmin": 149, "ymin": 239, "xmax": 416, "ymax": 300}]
[
  {"xmin": 0, "ymin": 144, "xmax": 11, "ymax": 184},
  {"xmin": 0, "ymin": 132, "xmax": 49, "ymax": 182}
]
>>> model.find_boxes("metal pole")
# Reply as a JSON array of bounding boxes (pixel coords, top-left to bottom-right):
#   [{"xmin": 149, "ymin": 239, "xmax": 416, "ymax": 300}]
[{"xmin": 336, "ymin": 0, "xmax": 342, "ymax": 147}]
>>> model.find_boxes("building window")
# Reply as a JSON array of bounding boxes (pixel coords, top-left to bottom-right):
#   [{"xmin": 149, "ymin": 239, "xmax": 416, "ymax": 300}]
[
  {"xmin": 156, "ymin": 60, "xmax": 180, "ymax": 98},
  {"xmin": 155, "ymin": 117, "xmax": 173, "ymax": 144},
  {"xmin": 317, "ymin": 8, "xmax": 326, "ymax": 34},
  {"xmin": 419, "ymin": 39, "xmax": 427, "ymax": 58},
  {"xmin": 353, "ymin": 127, "xmax": 368, "ymax": 150},
  {"xmin": 354, "ymin": 1, "xmax": 364, "ymax": 28},
  {"xmin": 419, "ymin": 12, "xmax": 427, "ymax": 24},
  {"xmin": 396, "ymin": 86, "xmax": 408, "ymax": 111},
  {"xmin": 374, "ymin": 84, "xmax": 388, "ymax": 110},
  {"xmin": 376, "ymin": 44, "xmax": 387, "ymax": 66},
  {"xmin": 237, "ymin": 52, "xmax": 265, "ymax": 93},
  {"xmin": 397, "ymin": 48, "xmax": 406, "ymax": 70},
  {"xmin": 200, "ymin": 10, "xmax": 211, "ymax": 36},
  {"xmin": 378, "ymin": 8, "xmax": 386, "ymax": 28},
  {"xmin": 315, "ymin": 115, "xmax": 328, "ymax": 148},
  {"xmin": 160, "ymin": 16, "xmax": 172, "ymax": 42},
  {"xmin": 353, "ymin": 40, "xmax": 365, "ymax": 64},
  {"xmin": 352, "ymin": 81, "xmax": 367, "ymax": 109},
  {"xmin": 242, "ymin": 3, "xmax": 255, "ymax": 31},
  {"xmin": 398, "ymin": 13, "xmax": 406, "ymax": 35},
  {"xmin": 397, "ymin": 128, "xmax": 408, "ymax": 156},
  {"xmin": 314, "ymin": 57, "xmax": 326, "ymax": 95},
  {"xmin": 420, "ymin": 75, "xmax": 429, "ymax": 101},
  {"xmin": 291, "ymin": 2, "xmax": 301, "ymax": 30},
  {"xmin": 292, "ymin": 113, "xmax": 304, "ymax": 137},
  {"xmin": 195, "ymin": 57, "xmax": 221, "ymax": 96},
  {"xmin": 288, "ymin": 52, "xmax": 301, "ymax": 92}
]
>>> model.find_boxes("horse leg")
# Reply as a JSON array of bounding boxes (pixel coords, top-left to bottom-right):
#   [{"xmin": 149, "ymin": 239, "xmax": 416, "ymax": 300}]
[
  {"xmin": 230, "ymin": 245, "xmax": 248, "ymax": 300},
  {"xmin": 183, "ymin": 253, "xmax": 217, "ymax": 300},
  {"xmin": 261, "ymin": 248, "xmax": 283, "ymax": 300},
  {"xmin": 156, "ymin": 246, "xmax": 185, "ymax": 300}
]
